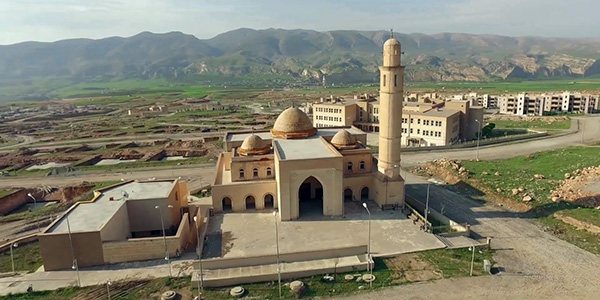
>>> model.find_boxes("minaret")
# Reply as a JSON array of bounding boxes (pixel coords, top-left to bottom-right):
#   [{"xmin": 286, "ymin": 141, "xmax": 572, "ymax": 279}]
[{"xmin": 374, "ymin": 31, "xmax": 405, "ymax": 207}]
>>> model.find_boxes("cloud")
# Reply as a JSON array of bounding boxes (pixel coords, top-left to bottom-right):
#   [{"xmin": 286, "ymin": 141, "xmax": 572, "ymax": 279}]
[{"xmin": 0, "ymin": 0, "xmax": 598, "ymax": 44}]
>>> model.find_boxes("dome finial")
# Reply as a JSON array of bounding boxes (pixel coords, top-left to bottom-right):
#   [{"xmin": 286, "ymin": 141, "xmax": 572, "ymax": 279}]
[{"xmin": 390, "ymin": 28, "xmax": 393, "ymax": 38}]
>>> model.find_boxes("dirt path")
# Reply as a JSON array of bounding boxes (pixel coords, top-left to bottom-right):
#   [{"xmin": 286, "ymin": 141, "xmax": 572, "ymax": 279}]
[{"xmin": 342, "ymin": 172, "xmax": 600, "ymax": 300}]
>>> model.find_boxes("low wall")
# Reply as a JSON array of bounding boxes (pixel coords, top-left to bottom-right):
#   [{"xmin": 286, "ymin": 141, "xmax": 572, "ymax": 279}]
[
  {"xmin": 399, "ymin": 132, "xmax": 548, "ymax": 153},
  {"xmin": 197, "ymin": 245, "xmax": 368, "ymax": 270},
  {"xmin": 102, "ymin": 213, "xmax": 191, "ymax": 264},
  {"xmin": 74, "ymin": 155, "xmax": 102, "ymax": 167},
  {"xmin": 405, "ymin": 195, "xmax": 469, "ymax": 236},
  {"xmin": 199, "ymin": 254, "xmax": 369, "ymax": 287},
  {"xmin": 0, "ymin": 234, "xmax": 38, "ymax": 252}
]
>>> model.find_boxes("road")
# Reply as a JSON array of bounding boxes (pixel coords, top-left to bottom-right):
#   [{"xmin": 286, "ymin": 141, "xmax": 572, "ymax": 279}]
[
  {"xmin": 341, "ymin": 172, "xmax": 600, "ymax": 300},
  {"xmin": 400, "ymin": 116, "xmax": 600, "ymax": 167}
]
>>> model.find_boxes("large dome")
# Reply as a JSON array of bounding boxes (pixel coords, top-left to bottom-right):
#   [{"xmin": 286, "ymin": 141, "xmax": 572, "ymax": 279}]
[
  {"xmin": 330, "ymin": 130, "xmax": 358, "ymax": 150},
  {"xmin": 238, "ymin": 134, "xmax": 271, "ymax": 156},
  {"xmin": 271, "ymin": 107, "xmax": 316, "ymax": 139}
]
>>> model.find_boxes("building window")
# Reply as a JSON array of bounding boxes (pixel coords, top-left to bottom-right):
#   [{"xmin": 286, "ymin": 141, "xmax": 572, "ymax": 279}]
[
  {"xmin": 410, "ymin": 128, "xmax": 413, "ymax": 134},
  {"xmin": 417, "ymin": 129, "xmax": 420, "ymax": 134},
  {"xmin": 253, "ymin": 168, "xmax": 259, "ymax": 178},
  {"xmin": 239, "ymin": 169, "xmax": 245, "ymax": 179},
  {"xmin": 410, "ymin": 118, "xmax": 413, "ymax": 124},
  {"xmin": 360, "ymin": 161, "xmax": 366, "ymax": 170},
  {"xmin": 417, "ymin": 119, "xmax": 421, "ymax": 124},
  {"xmin": 394, "ymin": 75, "xmax": 398, "ymax": 87},
  {"xmin": 383, "ymin": 75, "xmax": 386, "ymax": 87},
  {"xmin": 266, "ymin": 167, "xmax": 272, "ymax": 176},
  {"xmin": 347, "ymin": 162, "xmax": 353, "ymax": 172}
]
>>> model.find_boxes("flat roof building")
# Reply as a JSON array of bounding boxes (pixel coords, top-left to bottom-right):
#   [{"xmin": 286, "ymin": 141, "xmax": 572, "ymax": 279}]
[{"xmin": 38, "ymin": 179, "xmax": 198, "ymax": 271}]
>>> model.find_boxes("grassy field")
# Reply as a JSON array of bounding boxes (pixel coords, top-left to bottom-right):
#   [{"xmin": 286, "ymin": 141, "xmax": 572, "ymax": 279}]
[
  {"xmin": 0, "ymin": 248, "xmax": 494, "ymax": 300},
  {"xmin": 0, "ymin": 189, "xmax": 13, "ymax": 198},
  {"xmin": 0, "ymin": 242, "xmax": 42, "ymax": 273},
  {"xmin": 408, "ymin": 78, "xmax": 600, "ymax": 93},
  {"xmin": 492, "ymin": 119, "xmax": 571, "ymax": 130},
  {"xmin": 461, "ymin": 147, "xmax": 600, "ymax": 207},
  {"xmin": 455, "ymin": 146, "xmax": 600, "ymax": 254}
]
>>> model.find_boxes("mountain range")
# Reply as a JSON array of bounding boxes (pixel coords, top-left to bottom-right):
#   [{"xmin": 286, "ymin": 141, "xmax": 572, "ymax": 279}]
[{"xmin": 2, "ymin": 28, "xmax": 600, "ymax": 85}]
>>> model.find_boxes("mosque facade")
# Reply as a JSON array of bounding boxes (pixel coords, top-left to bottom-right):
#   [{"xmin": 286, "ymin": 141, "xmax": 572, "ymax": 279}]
[{"xmin": 211, "ymin": 36, "xmax": 405, "ymax": 221}]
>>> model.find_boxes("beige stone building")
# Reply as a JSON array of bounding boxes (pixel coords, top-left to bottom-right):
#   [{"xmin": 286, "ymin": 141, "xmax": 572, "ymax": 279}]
[
  {"xmin": 312, "ymin": 95, "xmax": 483, "ymax": 146},
  {"xmin": 212, "ymin": 37, "xmax": 406, "ymax": 221},
  {"xmin": 38, "ymin": 179, "xmax": 204, "ymax": 271}
]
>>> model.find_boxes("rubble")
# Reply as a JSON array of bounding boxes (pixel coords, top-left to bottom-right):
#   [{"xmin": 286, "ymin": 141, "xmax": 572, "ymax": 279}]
[
  {"xmin": 522, "ymin": 195, "xmax": 533, "ymax": 202},
  {"xmin": 534, "ymin": 174, "xmax": 545, "ymax": 180},
  {"xmin": 552, "ymin": 165, "xmax": 600, "ymax": 208}
]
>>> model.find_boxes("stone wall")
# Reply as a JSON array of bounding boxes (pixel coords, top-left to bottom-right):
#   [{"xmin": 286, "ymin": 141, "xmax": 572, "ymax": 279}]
[{"xmin": 102, "ymin": 213, "xmax": 191, "ymax": 264}]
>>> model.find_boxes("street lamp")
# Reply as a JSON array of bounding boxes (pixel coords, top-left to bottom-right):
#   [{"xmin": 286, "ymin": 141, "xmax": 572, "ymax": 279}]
[
  {"xmin": 468, "ymin": 245, "xmax": 476, "ymax": 276},
  {"xmin": 273, "ymin": 210, "xmax": 282, "ymax": 299},
  {"xmin": 361, "ymin": 203, "xmax": 372, "ymax": 288},
  {"xmin": 27, "ymin": 193, "xmax": 40, "ymax": 232},
  {"xmin": 193, "ymin": 216, "xmax": 204, "ymax": 297},
  {"xmin": 66, "ymin": 215, "xmax": 81, "ymax": 287},
  {"xmin": 475, "ymin": 119, "xmax": 482, "ymax": 161},
  {"xmin": 106, "ymin": 280, "xmax": 112, "ymax": 300},
  {"xmin": 155, "ymin": 204, "xmax": 174, "ymax": 278},
  {"xmin": 9, "ymin": 243, "xmax": 18, "ymax": 274},
  {"xmin": 424, "ymin": 181, "xmax": 430, "ymax": 232}
]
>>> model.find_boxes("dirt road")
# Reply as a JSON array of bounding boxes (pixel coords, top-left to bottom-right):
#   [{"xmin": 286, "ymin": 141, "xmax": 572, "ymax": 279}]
[{"xmin": 342, "ymin": 172, "xmax": 600, "ymax": 300}]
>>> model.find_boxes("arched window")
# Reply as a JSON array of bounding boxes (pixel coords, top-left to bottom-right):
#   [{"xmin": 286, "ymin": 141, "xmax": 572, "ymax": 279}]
[
  {"xmin": 253, "ymin": 168, "xmax": 259, "ymax": 178},
  {"xmin": 239, "ymin": 169, "xmax": 245, "ymax": 179},
  {"xmin": 360, "ymin": 161, "xmax": 366, "ymax": 170},
  {"xmin": 347, "ymin": 162, "xmax": 353, "ymax": 172},
  {"xmin": 266, "ymin": 167, "xmax": 272, "ymax": 176}
]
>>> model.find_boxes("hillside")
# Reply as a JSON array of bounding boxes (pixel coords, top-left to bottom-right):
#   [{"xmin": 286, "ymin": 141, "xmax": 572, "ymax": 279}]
[{"xmin": 1, "ymin": 28, "xmax": 600, "ymax": 86}]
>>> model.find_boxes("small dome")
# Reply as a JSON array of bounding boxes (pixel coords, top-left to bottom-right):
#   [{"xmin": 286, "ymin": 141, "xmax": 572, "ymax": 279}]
[
  {"xmin": 238, "ymin": 134, "xmax": 271, "ymax": 156},
  {"xmin": 384, "ymin": 38, "xmax": 400, "ymax": 46},
  {"xmin": 330, "ymin": 130, "xmax": 358, "ymax": 150},
  {"xmin": 271, "ymin": 107, "xmax": 316, "ymax": 139}
]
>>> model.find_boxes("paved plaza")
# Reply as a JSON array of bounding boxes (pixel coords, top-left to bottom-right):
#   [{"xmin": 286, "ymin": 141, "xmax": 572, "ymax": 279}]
[{"xmin": 203, "ymin": 201, "xmax": 445, "ymax": 259}]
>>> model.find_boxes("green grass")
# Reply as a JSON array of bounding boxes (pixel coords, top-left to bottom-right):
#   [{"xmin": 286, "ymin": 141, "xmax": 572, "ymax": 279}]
[
  {"xmin": 558, "ymin": 207, "xmax": 600, "ymax": 228},
  {"xmin": 1, "ymin": 248, "xmax": 495, "ymax": 299},
  {"xmin": 492, "ymin": 119, "xmax": 571, "ymax": 130},
  {"xmin": 0, "ymin": 242, "xmax": 42, "ymax": 273},
  {"xmin": 408, "ymin": 78, "xmax": 600, "ymax": 93},
  {"xmin": 420, "ymin": 248, "xmax": 494, "ymax": 278},
  {"xmin": 538, "ymin": 215, "xmax": 600, "ymax": 255},
  {"xmin": 461, "ymin": 146, "xmax": 600, "ymax": 207},
  {"xmin": 0, "ymin": 189, "xmax": 14, "ymax": 198}
]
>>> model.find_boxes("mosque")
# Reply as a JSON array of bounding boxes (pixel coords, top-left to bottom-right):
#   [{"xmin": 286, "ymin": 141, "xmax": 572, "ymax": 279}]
[{"xmin": 211, "ymin": 35, "xmax": 405, "ymax": 221}]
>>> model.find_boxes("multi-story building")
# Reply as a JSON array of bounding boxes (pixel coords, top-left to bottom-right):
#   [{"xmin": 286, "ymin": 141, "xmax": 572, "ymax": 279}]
[
  {"xmin": 312, "ymin": 97, "xmax": 483, "ymax": 147},
  {"xmin": 498, "ymin": 92, "xmax": 598, "ymax": 116}
]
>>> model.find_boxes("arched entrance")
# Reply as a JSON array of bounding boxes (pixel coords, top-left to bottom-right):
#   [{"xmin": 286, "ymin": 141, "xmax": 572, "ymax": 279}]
[
  {"xmin": 344, "ymin": 188, "xmax": 353, "ymax": 202},
  {"xmin": 361, "ymin": 187, "xmax": 369, "ymax": 201},
  {"xmin": 222, "ymin": 197, "xmax": 232, "ymax": 212},
  {"xmin": 264, "ymin": 194, "xmax": 274, "ymax": 209},
  {"xmin": 245, "ymin": 195, "xmax": 256, "ymax": 210},
  {"xmin": 298, "ymin": 176, "xmax": 323, "ymax": 218}
]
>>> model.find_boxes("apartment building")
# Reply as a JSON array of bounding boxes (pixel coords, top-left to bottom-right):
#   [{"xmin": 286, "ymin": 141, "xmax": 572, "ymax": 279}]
[
  {"xmin": 498, "ymin": 92, "xmax": 598, "ymax": 116},
  {"xmin": 312, "ymin": 96, "xmax": 483, "ymax": 147}
]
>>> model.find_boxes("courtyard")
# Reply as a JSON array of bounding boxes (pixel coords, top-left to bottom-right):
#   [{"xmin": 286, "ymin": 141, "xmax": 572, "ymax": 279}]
[{"xmin": 203, "ymin": 201, "xmax": 446, "ymax": 259}]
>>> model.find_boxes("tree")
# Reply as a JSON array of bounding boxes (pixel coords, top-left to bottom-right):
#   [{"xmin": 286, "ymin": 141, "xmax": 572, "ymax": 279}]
[{"xmin": 481, "ymin": 123, "xmax": 496, "ymax": 137}]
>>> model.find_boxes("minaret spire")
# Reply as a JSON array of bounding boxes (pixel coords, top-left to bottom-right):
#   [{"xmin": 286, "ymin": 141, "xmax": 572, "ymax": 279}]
[{"xmin": 373, "ymin": 33, "xmax": 405, "ymax": 208}]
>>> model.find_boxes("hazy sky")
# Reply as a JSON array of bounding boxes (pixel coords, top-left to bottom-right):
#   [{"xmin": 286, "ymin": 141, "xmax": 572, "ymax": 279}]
[{"xmin": 1, "ymin": 0, "xmax": 599, "ymax": 45}]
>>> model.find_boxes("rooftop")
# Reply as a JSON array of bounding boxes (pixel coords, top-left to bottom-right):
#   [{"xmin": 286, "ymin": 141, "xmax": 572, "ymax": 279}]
[
  {"xmin": 274, "ymin": 137, "xmax": 338, "ymax": 160},
  {"xmin": 226, "ymin": 127, "xmax": 365, "ymax": 143},
  {"xmin": 47, "ymin": 181, "xmax": 176, "ymax": 234}
]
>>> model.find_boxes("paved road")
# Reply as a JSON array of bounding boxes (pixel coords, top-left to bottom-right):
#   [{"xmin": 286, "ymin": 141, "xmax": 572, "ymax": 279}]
[
  {"xmin": 341, "ymin": 172, "xmax": 600, "ymax": 300},
  {"xmin": 401, "ymin": 116, "xmax": 600, "ymax": 167}
]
